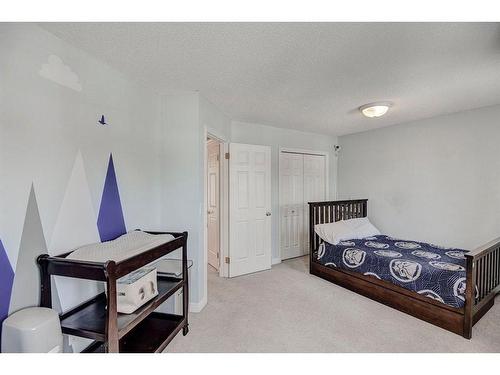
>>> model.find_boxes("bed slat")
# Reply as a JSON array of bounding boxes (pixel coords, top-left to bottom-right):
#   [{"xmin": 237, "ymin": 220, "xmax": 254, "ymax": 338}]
[{"xmin": 308, "ymin": 199, "xmax": 368, "ymax": 258}]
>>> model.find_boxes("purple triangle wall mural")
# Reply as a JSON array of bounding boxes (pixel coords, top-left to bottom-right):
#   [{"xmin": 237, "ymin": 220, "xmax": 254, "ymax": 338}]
[
  {"xmin": 97, "ymin": 154, "xmax": 126, "ymax": 242},
  {"xmin": 0, "ymin": 239, "xmax": 14, "ymax": 347}
]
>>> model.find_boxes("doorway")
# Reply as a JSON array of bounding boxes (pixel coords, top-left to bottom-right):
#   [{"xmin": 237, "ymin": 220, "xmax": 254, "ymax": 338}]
[
  {"xmin": 279, "ymin": 149, "xmax": 328, "ymax": 260},
  {"xmin": 204, "ymin": 137, "xmax": 273, "ymax": 281},
  {"xmin": 206, "ymin": 137, "xmax": 221, "ymax": 272}
]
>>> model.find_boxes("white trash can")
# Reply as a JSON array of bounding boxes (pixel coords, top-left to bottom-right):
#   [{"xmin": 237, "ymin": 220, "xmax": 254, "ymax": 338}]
[{"xmin": 1, "ymin": 307, "xmax": 63, "ymax": 353}]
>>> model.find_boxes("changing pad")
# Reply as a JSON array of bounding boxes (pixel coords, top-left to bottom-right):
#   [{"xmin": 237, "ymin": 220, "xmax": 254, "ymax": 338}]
[{"xmin": 66, "ymin": 231, "xmax": 175, "ymax": 263}]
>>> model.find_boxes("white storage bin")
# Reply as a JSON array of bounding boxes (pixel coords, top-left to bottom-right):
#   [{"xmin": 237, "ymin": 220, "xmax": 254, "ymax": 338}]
[
  {"xmin": 2, "ymin": 307, "xmax": 62, "ymax": 353},
  {"xmin": 153, "ymin": 259, "xmax": 193, "ymax": 315},
  {"xmin": 116, "ymin": 267, "xmax": 158, "ymax": 314}
]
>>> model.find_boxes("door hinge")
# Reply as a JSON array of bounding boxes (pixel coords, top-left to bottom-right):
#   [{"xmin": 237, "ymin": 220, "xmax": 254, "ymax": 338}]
[
  {"xmin": 225, "ymin": 152, "xmax": 230, "ymax": 160},
  {"xmin": 216, "ymin": 154, "xmax": 220, "ymax": 161},
  {"xmin": 225, "ymin": 256, "xmax": 230, "ymax": 264},
  {"xmin": 216, "ymin": 252, "xmax": 220, "ymax": 259}
]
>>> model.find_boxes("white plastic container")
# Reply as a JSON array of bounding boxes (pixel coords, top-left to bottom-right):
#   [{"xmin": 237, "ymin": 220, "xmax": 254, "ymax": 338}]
[
  {"xmin": 116, "ymin": 267, "xmax": 158, "ymax": 314},
  {"xmin": 1, "ymin": 307, "xmax": 63, "ymax": 353},
  {"xmin": 153, "ymin": 259, "xmax": 193, "ymax": 315}
]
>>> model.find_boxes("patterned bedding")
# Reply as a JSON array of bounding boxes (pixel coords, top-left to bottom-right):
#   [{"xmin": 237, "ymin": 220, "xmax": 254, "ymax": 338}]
[{"xmin": 316, "ymin": 235, "xmax": 469, "ymax": 308}]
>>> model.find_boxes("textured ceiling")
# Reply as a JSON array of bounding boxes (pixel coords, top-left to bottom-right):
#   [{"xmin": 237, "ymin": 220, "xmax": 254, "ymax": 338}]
[{"xmin": 40, "ymin": 23, "xmax": 500, "ymax": 136}]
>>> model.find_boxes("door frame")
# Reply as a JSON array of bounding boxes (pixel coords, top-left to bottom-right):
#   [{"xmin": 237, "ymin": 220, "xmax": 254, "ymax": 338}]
[
  {"xmin": 278, "ymin": 147, "xmax": 329, "ymax": 263},
  {"xmin": 206, "ymin": 138, "xmax": 221, "ymax": 272},
  {"xmin": 203, "ymin": 127, "xmax": 230, "ymax": 284}
]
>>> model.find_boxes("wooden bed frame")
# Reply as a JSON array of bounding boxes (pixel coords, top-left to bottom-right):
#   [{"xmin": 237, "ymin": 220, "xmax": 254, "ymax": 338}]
[{"xmin": 308, "ymin": 199, "xmax": 500, "ymax": 338}]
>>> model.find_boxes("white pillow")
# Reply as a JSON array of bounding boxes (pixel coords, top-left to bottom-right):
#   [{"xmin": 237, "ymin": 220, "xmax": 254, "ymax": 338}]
[
  {"xmin": 346, "ymin": 220, "xmax": 381, "ymax": 241},
  {"xmin": 314, "ymin": 217, "xmax": 380, "ymax": 245}
]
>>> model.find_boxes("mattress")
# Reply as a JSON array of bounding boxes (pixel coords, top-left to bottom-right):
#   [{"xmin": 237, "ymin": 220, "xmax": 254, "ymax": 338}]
[
  {"xmin": 316, "ymin": 235, "xmax": 470, "ymax": 308},
  {"xmin": 66, "ymin": 231, "xmax": 175, "ymax": 263}
]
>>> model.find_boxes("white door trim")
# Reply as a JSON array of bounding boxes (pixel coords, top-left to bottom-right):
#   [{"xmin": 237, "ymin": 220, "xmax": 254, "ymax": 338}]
[
  {"xmin": 204, "ymin": 128, "xmax": 229, "ymax": 278},
  {"xmin": 278, "ymin": 147, "xmax": 329, "ymax": 262},
  {"xmin": 207, "ymin": 139, "xmax": 221, "ymax": 271},
  {"xmin": 201, "ymin": 127, "xmax": 229, "ymax": 313}
]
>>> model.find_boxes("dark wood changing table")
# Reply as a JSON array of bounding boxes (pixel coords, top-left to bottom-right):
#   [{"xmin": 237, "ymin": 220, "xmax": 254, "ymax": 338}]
[{"xmin": 37, "ymin": 231, "xmax": 189, "ymax": 353}]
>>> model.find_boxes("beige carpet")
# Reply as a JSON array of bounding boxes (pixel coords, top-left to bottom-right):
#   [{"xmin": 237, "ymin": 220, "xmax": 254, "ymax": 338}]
[{"xmin": 166, "ymin": 256, "xmax": 500, "ymax": 352}]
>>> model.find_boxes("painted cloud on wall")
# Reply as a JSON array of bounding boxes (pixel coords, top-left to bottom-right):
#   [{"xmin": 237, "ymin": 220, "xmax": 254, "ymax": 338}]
[{"xmin": 39, "ymin": 55, "xmax": 82, "ymax": 92}]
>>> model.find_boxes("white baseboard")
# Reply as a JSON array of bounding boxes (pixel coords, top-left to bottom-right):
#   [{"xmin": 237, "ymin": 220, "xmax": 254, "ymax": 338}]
[
  {"xmin": 272, "ymin": 257, "xmax": 282, "ymax": 265},
  {"xmin": 189, "ymin": 295, "xmax": 207, "ymax": 313}
]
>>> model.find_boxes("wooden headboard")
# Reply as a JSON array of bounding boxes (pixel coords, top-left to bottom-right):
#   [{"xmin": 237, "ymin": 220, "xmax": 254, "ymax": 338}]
[{"xmin": 308, "ymin": 199, "xmax": 368, "ymax": 253}]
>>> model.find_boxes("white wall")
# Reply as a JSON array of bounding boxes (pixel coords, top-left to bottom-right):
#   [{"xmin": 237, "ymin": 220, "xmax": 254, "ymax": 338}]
[
  {"xmin": 0, "ymin": 23, "xmax": 163, "ymax": 277},
  {"xmin": 1, "ymin": 24, "xmax": 340, "ymax": 340},
  {"xmin": 0, "ymin": 23, "xmax": 163, "ymax": 351},
  {"xmin": 0, "ymin": 21, "xmax": 233, "ymax": 326},
  {"xmin": 160, "ymin": 92, "xmax": 205, "ymax": 308},
  {"xmin": 231, "ymin": 121, "xmax": 338, "ymax": 261},
  {"xmin": 200, "ymin": 95, "xmax": 231, "ymax": 141},
  {"xmin": 338, "ymin": 105, "xmax": 500, "ymax": 250}
]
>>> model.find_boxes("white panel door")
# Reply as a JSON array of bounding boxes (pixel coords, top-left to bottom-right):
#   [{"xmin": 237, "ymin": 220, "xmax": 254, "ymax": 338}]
[
  {"xmin": 303, "ymin": 154, "xmax": 326, "ymax": 253},
  {"xmin": 229, "ymin": 143, "xmax": 272, "ymax": 277},
  {"xmin": 207, "ymin": 140, "xmax": 220, "ymax": 270},
  {"xmin": 280, "ymin": 152, "xmax": 304, "ymax": 260}
]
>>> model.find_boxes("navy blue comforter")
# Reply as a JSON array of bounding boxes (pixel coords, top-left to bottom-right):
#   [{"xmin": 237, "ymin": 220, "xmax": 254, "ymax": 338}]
[{"xmin": 316, "ymin": 235, "xmax": 469, "ymax": 308}]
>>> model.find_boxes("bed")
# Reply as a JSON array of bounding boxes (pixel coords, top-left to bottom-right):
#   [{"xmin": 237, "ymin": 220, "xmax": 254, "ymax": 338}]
[{"xmin": 308, "ymin": 199, "xmax": 500, "ymax": 338}]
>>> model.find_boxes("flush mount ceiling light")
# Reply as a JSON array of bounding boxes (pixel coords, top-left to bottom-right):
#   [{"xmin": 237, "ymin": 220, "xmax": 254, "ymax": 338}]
[{"xmin": 359, "ymin": 102, "xmax": 392, "ymax": 118}]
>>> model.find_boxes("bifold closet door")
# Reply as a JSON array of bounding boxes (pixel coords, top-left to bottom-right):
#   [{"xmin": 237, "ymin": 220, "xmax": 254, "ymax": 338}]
[
  {"xmin": 280, "ymin": 153, "xmax": 304, "ymax": 260},
  {"xmin": 303, "ymin": 154, "xmax": 326, "ymax": 253},
  {"xmin": 280, "ymin": 152, "xmax": 326, "ymax": 260},
  {"xmin": 229, "ymin": 143, "xmax": 272, "ymax": 277}
]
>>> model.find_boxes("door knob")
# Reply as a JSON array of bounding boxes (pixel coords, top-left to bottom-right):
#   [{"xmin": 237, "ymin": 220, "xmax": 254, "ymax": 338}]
[{"xmin": 266, "ymin": 212, "xmax": 272, "ymax": 216}]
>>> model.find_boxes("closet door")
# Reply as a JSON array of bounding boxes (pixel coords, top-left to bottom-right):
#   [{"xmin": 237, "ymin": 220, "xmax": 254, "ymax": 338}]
[
  {"xmin": 303, "ymin": 154, "xmax": 326, "ymax": 254},
  {"xmin": 280, "ymin": 152, "xmax": 304, "ymax": 260}
]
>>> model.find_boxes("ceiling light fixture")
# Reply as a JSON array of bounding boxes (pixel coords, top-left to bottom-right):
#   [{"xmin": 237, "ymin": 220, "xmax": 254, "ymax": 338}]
[{"xmin": 359, "ymin": 102, "xmax": 392, "ymax": 118}]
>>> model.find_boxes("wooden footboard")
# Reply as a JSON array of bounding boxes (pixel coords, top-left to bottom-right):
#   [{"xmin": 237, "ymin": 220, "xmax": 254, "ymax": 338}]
[
  {"xmin": 463, "ymin": 238, "xmax": 500, "ymax": 338},
  {"xmin": 308, "ymin": 199, "xmax": 500, "ymax": 339}
]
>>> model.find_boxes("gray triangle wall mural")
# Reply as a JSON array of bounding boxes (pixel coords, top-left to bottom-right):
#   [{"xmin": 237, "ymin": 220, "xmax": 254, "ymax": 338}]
[
  {"xmin": 9, "ymin": 184, "xmax": 47, "ymax": 314},
  {"xmin": 0, "ymin": 239, "xmax": 14, "ymax": 348},
  {"xmin": 97, "ymin": 154, "xmax": 126, "ymax": 242}
]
